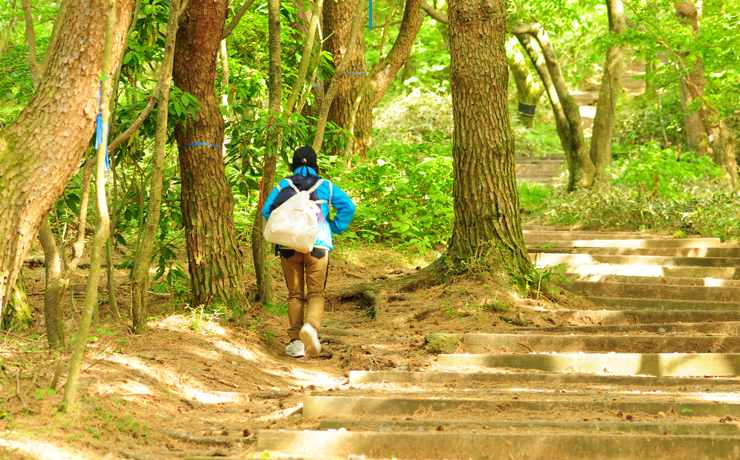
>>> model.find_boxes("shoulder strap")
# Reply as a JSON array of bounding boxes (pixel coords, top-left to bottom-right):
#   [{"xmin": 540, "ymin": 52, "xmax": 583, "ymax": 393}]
[
  {"xmin": 329, "ymin": 182, "xmax": 333, "ymax": 204},
  {"xmin": 285, "ymin": 178, "xmax": 300, "ymax": 193},
  {"xmin": 307, "ymin": 178, "xmax": 324, "ymax": 194}
]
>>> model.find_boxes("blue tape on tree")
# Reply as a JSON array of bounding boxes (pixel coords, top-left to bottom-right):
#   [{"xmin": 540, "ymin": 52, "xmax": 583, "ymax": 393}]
[
  {"xmin": 179, "ymin": 142, "xmax": 222, "ymax": 150},
  {"xmin": 369, "ymin": 0, "xmax": 373, "ymax": 30}
]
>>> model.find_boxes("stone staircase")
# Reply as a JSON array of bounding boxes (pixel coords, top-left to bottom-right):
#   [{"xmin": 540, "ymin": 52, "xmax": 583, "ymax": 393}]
[
  {"xmin": 515, "ymin": 156, "xmax": 565, "ymax": 186},
  {"xmin": 253, "ymin": 228, "xmax": 740, "ymax": 459}
]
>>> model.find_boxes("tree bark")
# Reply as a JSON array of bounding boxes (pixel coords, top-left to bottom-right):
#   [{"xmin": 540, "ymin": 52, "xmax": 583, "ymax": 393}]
[
  {"xmin": 444, "ymin": 0, "xmax": 530, "ymax": 278},
  {"xmin": 0, "ymin": 0, "xmax": 134, "ymax": 319},
  {"xmin": 512, "ymin": 22, "xmax": 594, "ymax": 191},
  {"xmin": 313, "ymin": 0, "xmax": 365, "ymax": 153},
  {"xmin": 589, "ymin": 0, "xmax": 627, "ymax": 187},
  {"xmin": 131, "ymin": 0, "xmax": 182, "ymax": 333},
  {"xmin": 323, "ymin": 0, "xmax": 370, "ymax": 156},
  {"xmin": 347, "ymin": 0, "xmax": 423, "ymax": 157},
  {"xmin": 173, "ymin": 0, "xmax": 246, "ymax": 307},
  {"xmin": 251, "ymin": 0, "xmax": 283, "ymax": 306}
]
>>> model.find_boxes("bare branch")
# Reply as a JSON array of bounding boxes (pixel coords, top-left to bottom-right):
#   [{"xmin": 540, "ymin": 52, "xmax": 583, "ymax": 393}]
[
  {"xmin": 420, "ymin": 0, "xmax": 447, "ymax": 24},
  {"xmin": 21, "ymin": 0, "xmax": 41, "ymax": 88},
  {"xmin": 223, "ymin": 0, "xmax": 257, "ymax": 39}
]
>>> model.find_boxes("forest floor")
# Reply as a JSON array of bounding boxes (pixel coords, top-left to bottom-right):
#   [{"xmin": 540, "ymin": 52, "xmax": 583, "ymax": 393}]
[{"xmin": 0, "ymin": 237, "xmax": 594, "ymax": 460}]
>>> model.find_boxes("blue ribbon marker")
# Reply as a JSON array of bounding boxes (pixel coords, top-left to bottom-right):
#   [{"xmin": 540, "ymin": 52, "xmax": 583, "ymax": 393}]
[
  {"xmin": 179, "ymin": 142, "xmax": 222, "ymax": 150},
  {"xmin": 94, "ymin": 78, "xmax": 110, "ymax": 171},
  {"xmin": 369, "ymin": 0, "xmax": 372, "ymax": 30}
]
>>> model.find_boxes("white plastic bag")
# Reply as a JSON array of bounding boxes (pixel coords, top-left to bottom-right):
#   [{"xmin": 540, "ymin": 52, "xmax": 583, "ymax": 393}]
[{"xmin": 263, "ymin": 179, "xmax": 324, "ymax": 253}]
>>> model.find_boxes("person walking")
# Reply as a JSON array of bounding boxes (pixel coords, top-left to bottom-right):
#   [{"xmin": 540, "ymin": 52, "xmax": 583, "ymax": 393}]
[{"xmin": 261, "ymin": 146, "xmax": 355, "ymax": 358}]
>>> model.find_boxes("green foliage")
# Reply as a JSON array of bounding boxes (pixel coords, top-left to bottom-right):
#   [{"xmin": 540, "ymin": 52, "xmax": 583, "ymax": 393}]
[
  {"xmin": 512, "ymin": 263, "xmax": 571, "ymax": 299},
  {"xmin": 612, "ymin": 144, "xmax": 723, "ymax": 200},
  {"xmin": 374, "ymin": 89, "xmax": 453, "ymax": 144},
  {"xmin": 518, "ymin": 180, "xmax": 555, "ymax": 214},
  {"xmin": 330, "ymin": 139, "xmax": 454, "ymax": 253}
]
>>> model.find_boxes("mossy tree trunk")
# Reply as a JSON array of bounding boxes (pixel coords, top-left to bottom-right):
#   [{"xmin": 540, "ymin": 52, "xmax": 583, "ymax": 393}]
[
  {"xmin": 589, "ymin": 0, "xmax": 627, "ymax": 187},
  {"xmin": 512, "ymin": 23, "xmax": 594, "ymax": 191},
  {"xmin": 0, "ymin": 0, "xmax": 134, "ymax": 320},
  {"xmin": 2, "ymin": 270, "xmax": 31, "ymax": 332},
  {"xmin": 507, "ymin": 42, "xmax": 545, "ymax": 128},
  {"xmin": 444, "ymin": 0, "xmax": 530, "ymax": 278},
  {"xmin": 173, "ymin": 0, "xmax": 246, "ymax": 307},
  {"xmin": 515, "ymin": 33, "xmax": 574, "ymax": 175}
]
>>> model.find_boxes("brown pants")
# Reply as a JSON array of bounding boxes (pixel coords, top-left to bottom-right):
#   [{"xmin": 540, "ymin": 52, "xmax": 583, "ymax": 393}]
[{"xmin": 280, "ymin": 248, "xmax": 329, "ymax": 341}]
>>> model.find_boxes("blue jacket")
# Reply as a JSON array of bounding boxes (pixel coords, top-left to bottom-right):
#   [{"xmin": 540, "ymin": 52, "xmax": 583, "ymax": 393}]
[{"xmin": 261, "ymin": 166, "xmax": 355, "ymax": 252}]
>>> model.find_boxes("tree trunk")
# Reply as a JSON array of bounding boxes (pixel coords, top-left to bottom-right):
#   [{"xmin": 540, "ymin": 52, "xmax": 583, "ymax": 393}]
[
  {"xmin": 512, "ymin": 22, "xmax": 594, "ymax": 191},
  {"xmin": 0, "ymin": 0, "xmax": 134, "ymax": 319},
  {"xmin": 516, "ymin": 33, "xmax": 574, "ymax": 170},
  {"xmin": 173, "ymin": 0, "xmax": 246, "ymax": 307},
  {"xmin": 444, "ymin": 0, "xmax": 530, "ymax": 278},
  {"xmin": 324, "ymin": 0, "xmax": 370, "ymax": 156},
  {"xmin": 252, "ymin": 0, "xmax": 282, "ymax": 306},
  {"xmin": 675, "ymin": 1, "xmax": 708, "ymax": 155},
  {"xmin": 2, "ymin": 270, "xmax": 31, "ymax": 332},
  {"xmin": 347, "ymin": 0, "xmax": 423, "ymax": 158},
  {"xmin": 131, "ymin": 0, "xmax": 182, "ymax": 333},
  {"xmin": 507, "ymin": 41, "xmax": 544, "ymax": 128},
  {"xmin": 38, "ymin": 219, "xmax": 66, "ymax": 348},
  {"xmin": 589, "ymin": 0, "xmax": 627, "ymax": 187}
]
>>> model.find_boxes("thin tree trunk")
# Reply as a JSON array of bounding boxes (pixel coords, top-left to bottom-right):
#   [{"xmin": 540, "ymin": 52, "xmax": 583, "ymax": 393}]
[
  {"xmin": 589, "ymin": 0, "xmax": 627, "ymax": 187},
  {"xmin": 62, "ymin": 0, "xmax": 117, "ymax": 412},
  {"xmin": 131, "ymin": 0, "xmax": 182, "ymax": 333},
  {"xmin": 443, "ymin": 0, "xmax": 530, "ymax": 278},
  {"xmin": 252, "ymin": 0, "xmax": 283, "ymax": 305},
  {"xmin": 38, "ymin": 219, "xmax": 67, "ymax": 348},
  {"xmin": 173, "ymin": 0, "xmax": 246, "ymax": 307},
  {"xmin": 516, "ymin": 33, "xmax": 573, "ymax": 168},
  {"xmin": 507, "ymin": 42, "xmax": 545, "ymax": 128},
  {"xmin": 512, "ymin": 22, "xmax": 594, "ymax": 191},
  {"xmin": 0, "ymin": 0, "xmax": 134, "ymax": 320},
  {"xmin": 2, "ymin": 271, "xmax": 31, "ymax": 332}
]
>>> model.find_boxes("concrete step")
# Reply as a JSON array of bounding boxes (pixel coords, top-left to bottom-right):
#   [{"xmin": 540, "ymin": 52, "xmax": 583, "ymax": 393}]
[
  {"xmin": 568, "ymin": 281, "xmax": 740, "ymax": 302},
  {"xmin": 520, "ymin": 321, "xmax": 740, "ymax": 335},
  {"xmin": 256, "ymin": 430, "xmax": 740, "ymax": 460},
  {"xmin": 516, "ymin": 156, "xmax": 565, "ymax": 163},
  {"xmin": 516, "ymin": 164, "xmax": 562, "ymax": 170},
  {"xmin": 555, "ymin": 263, "xmax": 740, "ymax": 279},
  {"xmin": 302, "ymin": 392, "xmax": 740, "ymax": 417},
  {"xmin": 319, "ymin": 419, "xmax": 740, "ymax": 436},
  {"xmin": 532, "ymin": 253, "xmax": 740, "ymax": 268},
  {"xmin": 437, "ymin": 352, "xmax": 740, "ymax": 377},
  {"xmin": 525, "ymin": 238, "xmax": 720, "ymax": 248},
  {"xmin": 557, "ymin": 309, "xmax": 740, "ymax": 324},
  {"xmin": 569, "ymin": 274, "xmax": 740, "ymax": 287},
  {"xmin": 528, "ymin": 246, "xmax": 740, "ymax": 258},
  {"xmin": 348, "ymin": 370, "xmax": 740, "ymax": 388},
  {"xmin": 587, "ymin": 297, "xmax": 740, "ymax": 310},
  {"xmin": 524, "ymin": 231, "xmax": 656, "ymax": 240},
  {"xmin": 462, "ymin": 333, "xmax": 740, "ymax": 353},
  {"xmin": 523, "ymin": 225, "xmax": 565, "ymax": 231}
]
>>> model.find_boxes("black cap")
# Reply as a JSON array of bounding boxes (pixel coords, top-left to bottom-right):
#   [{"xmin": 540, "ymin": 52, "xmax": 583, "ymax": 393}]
[{"xmin": 291, "ymin": 145, "xmax": 319, "ymax": 174}]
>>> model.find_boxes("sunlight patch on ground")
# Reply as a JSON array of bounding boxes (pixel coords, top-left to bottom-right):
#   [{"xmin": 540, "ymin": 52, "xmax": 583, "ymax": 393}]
[
  {"xmin": 704, "ymin": 278, "xmax": 722, "ymax": 287},
  {"xmin": 254, "ymin": 403, "xmax": 304, "ymax": 423},
  {"xmin": 213, "ymin": 339, "xmax": 257, "ymax": 361},
  {"xmin": 181, "ymin": 388, "xmax": 242, "ymax": 404},
  {"xmin": 0, "ymin": 434, "xmax": 90, "ymax": 460},
  {"xmin": 151, "ymin": 313, "xmax": 227, "ymax": 336}
]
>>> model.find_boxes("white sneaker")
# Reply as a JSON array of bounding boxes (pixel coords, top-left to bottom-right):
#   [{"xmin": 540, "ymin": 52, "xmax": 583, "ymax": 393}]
[
  {"xmin": 285, "ymin": 340, "xmax": 305, "ymax": 358},
  {"xmin": 299, "ymin": 323, "xmax": 322, "ymax": 358}
]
